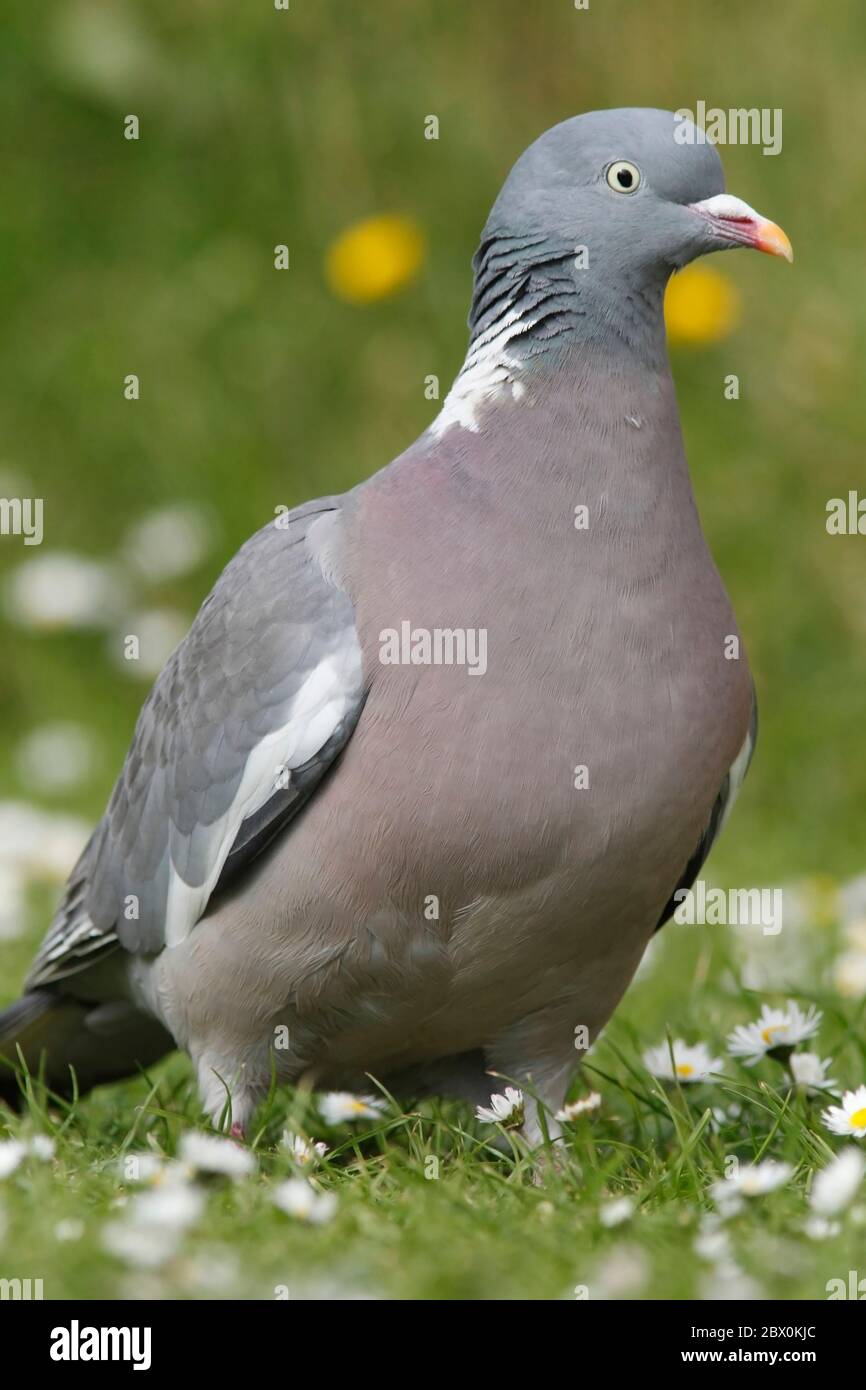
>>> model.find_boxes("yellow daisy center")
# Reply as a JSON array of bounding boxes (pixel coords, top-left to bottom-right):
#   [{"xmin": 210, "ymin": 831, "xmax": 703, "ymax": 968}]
[
  {"xmin": 849, "ymin": 1107, "xmax": 866, "ymax": 1129},
  {"xmin": 676, "ymin": 1063, "xmax": 694, "ymax": 1077},
  {"xmin": 760, "ymin": 1024, "xmax": 785, "ymax": 1044}
]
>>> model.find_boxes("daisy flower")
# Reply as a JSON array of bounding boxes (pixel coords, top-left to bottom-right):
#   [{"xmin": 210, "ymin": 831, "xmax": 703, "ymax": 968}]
[
  {"xmin": 710, "ymin": 1159, "xmax": 793, "ymax": 1210},
  {"xmin": 0, "ymin": 1140, "xmax": 26, "ymax": 1179},
  {"xmin": 272, "ymin": 1179, "xmax": 337, "ymax": 1225},
  {"xmin": 318, "ymin": 1092, "xmax": 386, "ymax": 1125},
  {"xmin": 693, "ymin": 1227, "xmax": 732, "ymax": 1263},
  {"xmin": 27, "ymin": 1135, "xmax": 55, "ymax": 1162},
  {"xmin": 643, "ymin": 1039, "xmax": 722, "ymax": 1083},
  {"xmin": 54, "ymin": 1219, "xmax": 85, "ymax": 1243},
  {"xmin": 810, "ymin": 1148, "xmax": 865, "ymax": 1216},
  {"xmin": 283, "ymin": 1131, "xmax": 328, "ymax": 1166},
  {"xmin": 803, "ymin": 1215, "xmax": 841, "ymax": 1241},
  {"xmin": 475, "ymin": 1086, "xmax": 524, "ymax": 1127},
  {"xmin": 118, "ymin": 1152, "xmax": 166, "ymax": 1185},
  {"xmin": 16, "ymin": 723, "xmax": 96, "ymax": 795},
  {"xmin": 0, "ymin": 801, "xmax": 89, "ymax": 881},
  {"xmin": 0, "ymin": 863, "xmax": 25, "ymax": 940},
  {"xmin": 834, "ymin": 952, "xmax": 866, "ymax": 1001},
  {"xmin": 130, "ymin": 1182, "xmax": 205, "ymax": 1229},
  {"xmin": 6, "ymin": 552, "xmax": 121, "ymax": 631},
  {"xmin": 178, "ymin": 1132, "xmax": 255, "ymax": 1179},
  {"xmin": 102, "ymin": 1222, "xmax": 182, "ymax": 1269},
  {"xmin": 103, "ymin": 1175, "xmax": 205, "ymax": 1269},
  {"xmin": 788, "ymin": 1052, "xmax": 837, "ymax": 1093},
  {"xmin": 123, "ymin": 504, "xmax": 212, "ymax": 584},
  {"xmin": 555, "ymin": 1092, "xmax": 602, "ymax": 1122},
  {"xmin": 822, "ymin": 1085, "xmax": 866, "ymax": 1139},
  {"xmin": 727, "ymin": 1000, "xmax": 821, "ymax": 1064},
  {"xmin": 0, "ymin": 1136, "xmax": 55, "ymax": 1178},
  {"xmin": 599, "ymin": 1196, "xmax": 634, "ymax": 1228},
  {"xmin": 113, "ymin": 608, "xmax": 190, "ymax": 680}
]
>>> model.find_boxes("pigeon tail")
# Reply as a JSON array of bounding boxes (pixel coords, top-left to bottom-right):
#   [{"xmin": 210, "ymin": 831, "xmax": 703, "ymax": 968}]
[{"xmin": 0, "ymin": 990, "xmax": 173, "ymax": 1109}]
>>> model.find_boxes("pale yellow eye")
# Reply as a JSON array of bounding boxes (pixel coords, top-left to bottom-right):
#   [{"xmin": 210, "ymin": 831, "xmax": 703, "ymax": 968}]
[{"xmin": 606, "ymin": 160, "xmax": 641, "ymax": 194}]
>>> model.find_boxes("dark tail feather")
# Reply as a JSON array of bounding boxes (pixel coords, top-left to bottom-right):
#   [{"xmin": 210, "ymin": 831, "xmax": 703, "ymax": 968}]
[{"xmin": 0, "ymin": 990, "xmax": 174, "ymax": 1109}]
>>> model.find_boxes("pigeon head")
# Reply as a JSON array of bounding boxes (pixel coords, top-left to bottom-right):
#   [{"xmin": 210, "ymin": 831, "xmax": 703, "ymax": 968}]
[{"xmin": 467, "ymin": 107, "xmax": 792, "ymax": 363}]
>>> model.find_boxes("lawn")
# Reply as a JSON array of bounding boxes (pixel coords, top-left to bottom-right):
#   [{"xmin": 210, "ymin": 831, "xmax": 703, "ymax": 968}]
[{"xmin": 1, "ymin": 0, "xmax": 865, "ymax": 1301}]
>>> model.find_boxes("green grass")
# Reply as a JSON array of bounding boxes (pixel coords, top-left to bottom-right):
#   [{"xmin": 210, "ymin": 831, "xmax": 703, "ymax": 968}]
[
  {"xmin": 2, "ymin": 910, "xmax": 866, "ymax": 1300},
  {"xmin": 2, "ymin": 0, "xmax": 866, "ymax": 1300}
]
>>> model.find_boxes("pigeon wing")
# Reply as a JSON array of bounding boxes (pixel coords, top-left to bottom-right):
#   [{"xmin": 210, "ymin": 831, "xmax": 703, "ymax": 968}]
[{"xmin": 26, "ymin": 499, "xmax": 365, "ymax": 986}]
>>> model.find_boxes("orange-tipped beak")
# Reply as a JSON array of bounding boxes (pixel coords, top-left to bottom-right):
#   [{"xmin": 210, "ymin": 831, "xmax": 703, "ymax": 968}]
[
  {"xmin": 750, "ymin": 217, "xmax": 794, "ymax": 262},
  {"xmin": 689, "ymin": 194, "xmax": 794, "ymax": 263}
]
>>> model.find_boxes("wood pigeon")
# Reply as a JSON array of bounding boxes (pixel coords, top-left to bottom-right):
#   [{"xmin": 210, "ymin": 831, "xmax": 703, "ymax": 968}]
[{"xmin": 0, "ymin": 108, "xmax": 791, "ymax": 1142}]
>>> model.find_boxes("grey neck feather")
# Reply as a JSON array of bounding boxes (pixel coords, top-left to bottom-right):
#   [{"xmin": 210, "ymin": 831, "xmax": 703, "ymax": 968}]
[{"xmin": 467, "ymin": 227, "xmax": 670, "ymax": 374}]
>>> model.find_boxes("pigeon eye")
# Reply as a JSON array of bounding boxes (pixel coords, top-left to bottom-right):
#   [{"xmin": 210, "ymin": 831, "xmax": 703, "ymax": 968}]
[{"xmin": 606, "ymin": 160, "xmax": 641, "ymax": 194}]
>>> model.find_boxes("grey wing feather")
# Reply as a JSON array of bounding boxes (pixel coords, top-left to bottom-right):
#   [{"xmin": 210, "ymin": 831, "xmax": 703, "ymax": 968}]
[
  {"xmin": 654, "ymin": 695, "xmax": 758, "ymax": 933},
  {"xmin": 27, "ymin": 498, "xmax": 365, "ymax": 987}
]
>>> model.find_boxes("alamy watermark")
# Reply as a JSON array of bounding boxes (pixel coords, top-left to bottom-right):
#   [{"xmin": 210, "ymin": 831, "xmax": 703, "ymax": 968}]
[
  {"xmin": 674, "ymin": 103, "xmax": 782, "ymax": 157},
  {"xmin": 0, "ymin": 1276, "xmax": 43, "ymax": 1299},
  {"xmin": 50, "ymin": 1320, "xmax": 151, "ymax": 1370},
  {"xmin": 672, "ymin": 880, "xmax": 783, "ymax": 936},
  {"xmin": 379, "ymin": 621, "xmax": 487, "ymax": 676},
  {"xmin": 0, "ymin": 497, "xmax": 43, "ymax": 545},
  {"xmin": 826, "ymin": 1270, "xmax": 866, "ymax": 1299},
  {"xmin": 826, "ymin": 491, "xmax": 866, "ymax": 535}
]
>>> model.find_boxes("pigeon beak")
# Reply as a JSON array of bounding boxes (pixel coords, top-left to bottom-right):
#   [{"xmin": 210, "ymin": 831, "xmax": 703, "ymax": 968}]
[{"xmin": 688, "ymin": 194, "xmax": 794, "ymax": 263}]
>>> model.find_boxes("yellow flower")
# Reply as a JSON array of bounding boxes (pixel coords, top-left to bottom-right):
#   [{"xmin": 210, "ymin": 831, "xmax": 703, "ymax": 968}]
[
  {"xmin": 325, "ymin": 214, "xmax": 425, "ymax": 304},
  {"xmin": 664, "ymin": 263, "xmax": 740, "ymax": 345}
]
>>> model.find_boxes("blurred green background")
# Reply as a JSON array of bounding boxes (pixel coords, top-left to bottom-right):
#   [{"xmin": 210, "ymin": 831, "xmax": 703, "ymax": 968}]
[{"xmin": 0, "ymin": 0, "xmax": 864, "ymax": 995}]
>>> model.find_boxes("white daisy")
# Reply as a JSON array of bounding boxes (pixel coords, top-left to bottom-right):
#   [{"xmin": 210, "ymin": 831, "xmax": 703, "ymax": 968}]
[
  {"xmin": 112, "ymin": 608, "xmax": 190, "ymax": 680},
  {"xmin": 102, "ymin": 1174, "xmax": 204, "ymax": 1269},
  {"xmin": 27, "ymin": 1135, "xmax": 55, "ymax": 1161},
  {"xmin": 16, "ymin": 723, "xmax": 97, "ymax": 795},
  {"xmin": 0, "ymin": 802, "xmax": 89, "ymax": 881},
  {"xmin": 789, "ymin": 1052, "xmax": 837, "ymax": 1093},
  {"xmin": 694, "ymin": 1227, "xmax": 733, "ymax": 1263},
  {"xmin": 699, "ymin": 1266, "xmax": 764, "ymax": 1301},
  {"xmin": 834, "ymin": 952, "xmax": 866, "ymax": 1001},
  {"xmin": 727, "ymin": 1000, "xmax": 821, "ymax": 1064},
  {"xmin": 0, "ymin": 1140, "xmax": 26, "ymax": 1179},
  {"xmin": 178, "ymin": 1131, "xmax": 255, "ymax": 1179},
  {"xmin": 272, "ymin": 1178, "xmax": 337, "ymax": 1225},
  {"xmin": 102, "ymin": 1221, "xmax": 182, "ymax": 1269},
  {"xmin": 54, "ymin": 1219, "xmax": 85, "ymax": 1242},
  {"xmin": 0, "ymin": 864, "xmax": 26, "ymax": 941},
  {"xmin": 810, "ymin": 1148, "xmax": 865, "ymax": 1215},
  {"xmin": 599, "ymin": 1196, "xmax": 634, "ymax": 1228},
  {"xmin": 118, "ymin": 1152, "xmax": 165, "ymax": 1184},
  {"xmin": 839, "ymin": 874, "xmax": 866, "ymax": 929},
  {"xmin": 123, "ymin": 504, "xmax": 212, "ymax": 584},
  {"xmin": 710, "ymin": 1159, "xmax": 793, "ymax": 1208},
  {"xmin": 555, "ymin": 1092, "xmax": 601, "ymax": 1122},
  {"xmin": 845, "ymin": 920, "xmax": 866, "ymax": 953},
  {"xmin": 594, "ymin": 1245, "xmax": 649, "ymax": 1298},
  {"xmin": 283, "ymin": 1131, "xmax": 328, "ymax": 1166},
  {"xmin": 475, "ymin": 1086, "xmax": 524, "ymax": 1126},
  {"xmin": 822, "ymin": 1085, "xmax": 866, "ymax": 1139},
  {"xmin": 5, "ymin": 552, "xmax": 122, "ymax": 630},
  {"xmin": 130, "ymin": 1182, "xmax": 205, "ymax": 1230},
  {"xmin": 803, "ymin": 1215, "xmax": 841, "ymax": 1241},
  {"xmin": 318, "ymin": 1092, "xmax": 386, "ymax": 1125},
  {"xmin": 643, "ymin": 1039, "xmax": 722, "ymax": 1084}
]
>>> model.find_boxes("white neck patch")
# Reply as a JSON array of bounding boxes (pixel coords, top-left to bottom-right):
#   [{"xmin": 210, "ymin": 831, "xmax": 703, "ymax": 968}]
[{"xmin": 429, "ymin": 308, "xmax": 532, "ymax": 438}]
